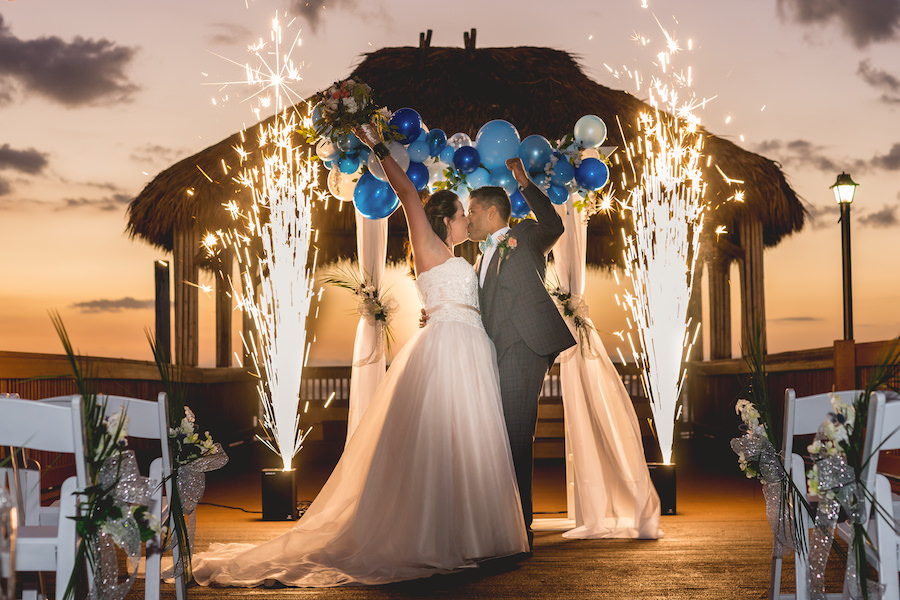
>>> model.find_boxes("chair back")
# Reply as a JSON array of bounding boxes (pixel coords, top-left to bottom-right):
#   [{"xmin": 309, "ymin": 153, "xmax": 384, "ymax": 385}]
[
  {"xmin": 782, "ymin": 389, "xmax": 866, "ymax": 475},
  {"xmin": 0, "ymin": 396, "xmax": 87, "ymax": 489}
]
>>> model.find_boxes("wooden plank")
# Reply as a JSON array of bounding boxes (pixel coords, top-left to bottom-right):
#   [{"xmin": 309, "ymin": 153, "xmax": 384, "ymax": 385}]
[{"xmin": 535, "ymin": 422, "xmax": 565, "ymax": 439}]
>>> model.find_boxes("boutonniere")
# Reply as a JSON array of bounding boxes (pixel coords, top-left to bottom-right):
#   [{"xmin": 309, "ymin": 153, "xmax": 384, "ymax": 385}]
[{"xmin": 496, "ymin": 233, "xmax": 517, "ymax": 259}]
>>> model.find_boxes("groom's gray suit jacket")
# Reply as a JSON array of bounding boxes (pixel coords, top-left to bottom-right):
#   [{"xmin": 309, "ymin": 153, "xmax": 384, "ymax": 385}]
[{"xmin": 478, "ymin": 182, "xmax": 576, "ymax": 359}]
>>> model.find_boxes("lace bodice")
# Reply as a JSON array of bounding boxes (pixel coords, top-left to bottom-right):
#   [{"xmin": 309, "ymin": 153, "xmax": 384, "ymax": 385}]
[{"xmin": 416, "ymin": 257, "xmax": 483, "ymax": 329}]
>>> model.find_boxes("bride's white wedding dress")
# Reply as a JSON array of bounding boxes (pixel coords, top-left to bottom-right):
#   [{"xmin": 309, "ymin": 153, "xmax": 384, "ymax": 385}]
[{"xmin": 192, "ymin": 256, "xmax": 528, "ymax": 587}]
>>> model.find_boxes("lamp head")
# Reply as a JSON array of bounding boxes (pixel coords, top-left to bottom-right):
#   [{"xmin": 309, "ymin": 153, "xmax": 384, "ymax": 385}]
[{"xmin": 830, "ymin": 172, "xmax": 859, "ymax": 205}]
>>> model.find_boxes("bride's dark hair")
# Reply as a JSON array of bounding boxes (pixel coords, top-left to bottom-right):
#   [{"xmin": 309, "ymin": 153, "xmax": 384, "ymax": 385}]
[{"xmin": 406, "ymin": 189, "xmax": 460, "ymax": 278}]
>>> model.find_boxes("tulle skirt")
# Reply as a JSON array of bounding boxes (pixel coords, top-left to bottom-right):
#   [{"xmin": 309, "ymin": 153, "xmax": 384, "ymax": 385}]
[{"xmin": 192, "ymin": 318, "xmax": 528, "ymax": 587}]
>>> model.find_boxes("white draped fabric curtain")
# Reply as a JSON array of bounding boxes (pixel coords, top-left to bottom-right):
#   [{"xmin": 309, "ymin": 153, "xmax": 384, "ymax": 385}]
[
  {"xmin": 346, "ymin": 211, "xmax": 388, "ymax": 445},
  {"xmin": 552, "ymin": 197, "xmax": 661, "ymax": 539}
]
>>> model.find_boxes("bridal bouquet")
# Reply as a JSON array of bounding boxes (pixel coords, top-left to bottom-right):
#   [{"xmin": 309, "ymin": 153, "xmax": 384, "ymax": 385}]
[{"xmin": 309, "ymin": 78, "xmax": 387, "ymax": 141}]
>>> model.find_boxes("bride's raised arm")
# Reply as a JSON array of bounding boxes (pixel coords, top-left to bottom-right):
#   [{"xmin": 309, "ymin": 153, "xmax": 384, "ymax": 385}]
[{"xmin": 355, "ymin": 124, "xmax": 451, "ymax": 275}]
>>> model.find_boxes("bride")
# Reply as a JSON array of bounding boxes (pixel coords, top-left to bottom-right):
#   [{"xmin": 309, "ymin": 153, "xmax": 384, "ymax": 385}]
[{"xmin": 191, "ymin": 124, "xmax": 529, "ymax": 587}]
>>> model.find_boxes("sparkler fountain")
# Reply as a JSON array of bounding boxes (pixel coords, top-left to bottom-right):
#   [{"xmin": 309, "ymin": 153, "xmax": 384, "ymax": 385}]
[
  {"xmin": 206, "ymin": 16, "xmax": 323, "ymax": 487},
  {"xmin": 616, "ymin": 19, "xmax": 709, "ymax": 467}
]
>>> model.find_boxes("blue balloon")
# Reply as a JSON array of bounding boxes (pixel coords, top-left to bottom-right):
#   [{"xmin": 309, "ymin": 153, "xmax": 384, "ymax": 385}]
[
  {"xmin": 439, "ymin": 145, "xmax": 456, "ymax": 165},
  {"xmin": 406, "ymin": 161, "xmax": 429, "ymax": 192},
  {"xmin": 338, "ymin": 155, "xmax": 359, "ymax": 174},
  {"xmin": 475, "ymin": 120, "xmax": 521, "ymax": 171},
  {"xmin": 407, "ymin": 139, "xmax": 430, "ymax": 163},
  {"xmin": 321, "ymin": 159, "xmax": 335, "ymax": 170},
  {"xmin": 489, "ymin": 166, "xmax": 517, "ymax": 194},
  {"xmin": 510, "ymin": 189, "xmax": 531, "ymax": 219},
  {"xmin": 574, "ymin": 114, "xmax": 608, "ymax": 149},
  {"xmin": 517, "ymin": 135, "xmax": 553, "ymax": 173},
  {"xmin": 467, "ymin": 167, "xmax": 490, "ymax": 190},
  {"xmin": 389, "ymin": 108, "xmax": 422, "ymax": 144},
  {"xmin": 357, "ymin": 146, "xmax": 370, "ymax": 163},
  {"xmin": 427, "ymin": 129, "xmax": 447, "ymax": 157},
  {"xmin": 453, "ymin": 146, "xmax": 481, "ymax": 174},
  {"xmin": 550, "ymin": 156, "xmax": 575, "ymax": 185},
  {"xmin": 335, "ymin": 132, "xmax": 361, "ymax": 152},
  {"xmin": 312, "ymin": 102, "xmax": 326, "ymax": 133},
  {"xmin": 353, "ymin": 171, "xmax": 400, "ymax": 219},
  {"xmin": 574, "ymin": 158, "xmax": 610, "ymax": 191},
  {"xmin": 531, "ymin": 173, "xmax": 549, "ymax": 188},
  {"xmin": 548, "ymin": 184, "xmax": 569, "ymax": 205}
]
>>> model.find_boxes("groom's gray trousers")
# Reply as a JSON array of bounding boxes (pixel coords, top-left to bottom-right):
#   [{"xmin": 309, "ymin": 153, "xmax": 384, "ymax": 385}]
[{"xmin": 497, "ymin": 340, "xmax": 555, "ymax": 534}]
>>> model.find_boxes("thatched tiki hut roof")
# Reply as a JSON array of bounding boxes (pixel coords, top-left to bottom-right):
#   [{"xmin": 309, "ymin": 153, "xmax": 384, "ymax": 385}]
[{"xmin": 128, "ymin": 34, "xmax": 805, "ymax": 365}]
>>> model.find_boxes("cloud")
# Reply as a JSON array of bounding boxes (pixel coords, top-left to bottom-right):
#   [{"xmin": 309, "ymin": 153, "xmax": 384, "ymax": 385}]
[
  {"xmin": 751, "ymin": 139, "xmax": 860, "ymax": 173},
  {"xmin": 207, "ymin": 22, "xmax": 253, "ymax": 46},
  {"xmin": 857, "ymin": 60, "xmax": 900, "ymax": 104},
  {"xmin": 0, "ymin": 14, "xmax": 139, "ymax": 107},
  {"xmin": 769, "ymin": 316, "xmax": 825, "ymax": 322},
  {"xmin": 0, "ymin": 144, "xmax": 48, "ymax": 174},
  {"xmin": 803, "ymin": 201, "xmax": 842, "ymax": 229},
  {"xmin": 859, "ymin": 204, "xmax": 900, "ymax": 227},
  {"xmin": 289, "ymin": 0, "xmax": 361, "ymax": 31},
  {"xmin": 777, "ymin": 0, "xmax": 900, "ymax": 47},
  {"xmin": 872, "ymin": 143, "xmax": 900, "ymax": 170},
  {"xmin": 58, "ymin": 193, "xmax": 132, "ymax": 212},
  {"xmin": 70, "ymin": 297, "xmax": 155, "ymax": 313},
  {"xmin": 130, "ymin": 143, "xmax": 189, "ymax": 166},
  {"xmin": 0, "ymin": 177, "xmax": 11, "ymax": 196}
]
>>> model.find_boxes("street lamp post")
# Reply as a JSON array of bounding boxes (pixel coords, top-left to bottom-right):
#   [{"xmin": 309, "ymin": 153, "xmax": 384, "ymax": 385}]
[{"xmin": 830, "ymin": 172, "xmax": 859, "ymax": 341}]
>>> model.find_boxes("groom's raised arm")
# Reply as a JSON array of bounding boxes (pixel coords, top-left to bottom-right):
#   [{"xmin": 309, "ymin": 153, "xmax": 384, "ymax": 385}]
[{"xmin": 506, "ymin": 157, "xmax": 564, "ymax": 253}]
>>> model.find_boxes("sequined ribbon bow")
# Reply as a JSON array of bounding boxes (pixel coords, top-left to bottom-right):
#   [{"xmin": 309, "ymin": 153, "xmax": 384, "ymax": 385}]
[
  {"xmin": 729, "ymin": 434, "xmax": 794, "ymax": 556},
  {"xmin": 807, "ymin": 450, "xmax": 883, "ymax": 599},
  {"xmin": 90, "ymin": 450, "xmax": 152, "ymax": 600},
  {"xmin": 166, "ymin": 444, "xmax": 229, "ymax": 577}
]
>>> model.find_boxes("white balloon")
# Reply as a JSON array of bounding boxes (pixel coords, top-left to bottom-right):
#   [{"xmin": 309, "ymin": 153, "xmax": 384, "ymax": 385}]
[
  {"xmin": 581, "ymin": 148, "xmax": 601, "ymax": 160},
  {"xmin": 452, "ymin": 183, "xmax": 470, "ymax": 210},
  {"xmin": 316, "ymin": 138, "xmax": 338, "ymax": 162},
  {"xmin": 367, "ymin": 141, "xmax": 411, "ymax": 182},
  {"xmin": 447, "ymin": 132, "xmax": 473, "ymax": 150},
  {"xmin": 327, "ymin": 167, "xmax": 357, "ymax": 202},
  {"xmin": 427, "ymin": 158, "xmax": 447, "ymax": 186}
]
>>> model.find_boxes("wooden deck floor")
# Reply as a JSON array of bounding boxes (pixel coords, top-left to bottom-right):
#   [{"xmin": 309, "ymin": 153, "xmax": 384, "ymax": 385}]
[{"xmin": 117, "ymin": 437, "xmax": 846, "ymax": 599}]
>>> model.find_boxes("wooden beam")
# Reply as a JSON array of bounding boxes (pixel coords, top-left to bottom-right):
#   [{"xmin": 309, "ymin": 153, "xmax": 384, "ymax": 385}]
[
  {"xmin": 737, "ymin": 216, "xmax": 766, "ymax": 356},
  {"xmin": 215, "ymin": 249, "xmax": 233, "ymax": 368},
  {"xmin": 154, "ymin": 259, "xmax": 171, "ymax": 363},
  {"xmin": 707, "ymin": 252, "xmax": 732, "ymax": 360},
  {"xmin": 173, "ymin": 224, "xmax": 200, "ymax": 367}
]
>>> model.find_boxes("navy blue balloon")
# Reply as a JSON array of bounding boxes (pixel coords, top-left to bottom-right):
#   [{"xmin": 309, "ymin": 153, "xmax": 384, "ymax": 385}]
[
  {"xmin": 406, "ymin": 162, "xmax": 429, "ymax": 192},
  {"xmin": 389, "ymin": 108, "xmax": 422, "ymax": 144},
  {"xmin": 550, "ymin": 156, "xmax": 576, "ymax": 185},
  {"xmin": 510, "ymin": 189, "xmax": 531, "ymax": 219},
  {"xmin": 453, "ymin": 146, "xmax": 481, "ymax": 174},
  {"xmin": 353, "ymin": 171, "xmax": 400, "ymax": 219},
  {"xmin": 338, "ymin": 155, "xmax": 359, "ymax": 174},
  {"xmin": 531, "ymin": 173, "xmax": 549, "ymax": 188},
  {"xmin": 427, "ymin": 129, "xmax": 447, "ymax": 157},
  {"xmin": 548, "ymin": 184, "xmax": 569, "ymax": 205},
  {"xmin": 574, "ymin": 157, "xmax": 610, "ymax": 191},
  {"xmin": 517, "ymin": 135, "xmax": 553, "ymax": 173}
]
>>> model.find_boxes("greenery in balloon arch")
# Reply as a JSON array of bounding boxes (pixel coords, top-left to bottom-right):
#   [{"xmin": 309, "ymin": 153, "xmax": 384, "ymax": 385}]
[{"xmin": 303, "ymin": 79, "xmax": 612, "ymax": 220}]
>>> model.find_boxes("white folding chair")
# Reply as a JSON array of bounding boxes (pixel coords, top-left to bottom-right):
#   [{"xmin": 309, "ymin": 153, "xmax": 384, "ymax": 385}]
[
  {"xmin": 770, "ymin": 388, "xmax": 869, "ymax": 600},
  {"xmin": 40, "ymin": 393, "xmax": 182, "ymax": 600},
  {"xmin": 0, "ymin": 395, "xmax": 87, "ymax": 600},
  {"xmin": 849, "ymin": 391, "xmax": 900, "ymax": 600}
]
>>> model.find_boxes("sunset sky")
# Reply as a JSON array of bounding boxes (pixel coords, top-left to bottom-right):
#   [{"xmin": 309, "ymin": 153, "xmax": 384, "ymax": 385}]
[{"xmin": 1, "ymin": 0, "xmax": 899, "ymax": 366}]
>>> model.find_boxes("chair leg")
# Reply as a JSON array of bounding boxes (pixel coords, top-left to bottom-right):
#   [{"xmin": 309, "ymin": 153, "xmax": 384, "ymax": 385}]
[
  {"xmin": 874, "ymin": 476, "xmax": 899, "ymax": 600},
  {"xmin": 769, "ymin": 554, "xmax": 783, "ymax": 600}
]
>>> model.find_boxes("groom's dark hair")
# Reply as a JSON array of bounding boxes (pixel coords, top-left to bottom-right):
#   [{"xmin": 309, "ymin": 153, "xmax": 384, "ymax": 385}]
[{"xmin": 470, "ymin": 186, "xmax": 511, "ymax": 223}]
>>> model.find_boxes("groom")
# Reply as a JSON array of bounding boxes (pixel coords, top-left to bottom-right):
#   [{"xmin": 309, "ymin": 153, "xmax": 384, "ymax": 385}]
[{"xmin": 467, "ymin": 157, "xmax": 576, "ymax": 550}]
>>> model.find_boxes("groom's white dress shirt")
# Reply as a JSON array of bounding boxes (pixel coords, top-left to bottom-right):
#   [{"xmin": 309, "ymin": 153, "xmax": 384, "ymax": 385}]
[{"xmin": 479, "ymin": 226, "xmax": 510, "ymax": 287}]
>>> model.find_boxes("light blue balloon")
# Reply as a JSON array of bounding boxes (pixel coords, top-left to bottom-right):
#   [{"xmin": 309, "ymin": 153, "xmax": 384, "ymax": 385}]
[
  {"xmin": 531, "ymin": 173, "xmax": 549, "ymax": 188},
  {"xmin": 489, "ymin": 166, "xmax": 517, "ymax": 194},
  {"xmin": 548, "ymin": 184, "xmax": 568, "ymax": 205},
  {"xmin": 439, "ymin": 146, "xmax": 456, "ymax": 165},
  {"xmin": 517, "ymin": 135, "xmax": 553, "ymax": 173},
  {"xmin": 550, "ymin": 156, "xmax": 575, "ymax": 185},
  {"xmin": 322, "ymin": 159, "xmax": 335, "ymax": 170},
  {"xmin": 467, "ymin": 167, "xmax": 490, "ymax": 190},
  {"xmin": 475, "ymin": 119, "xmax": 521, "ymax": 171},
  {"xmin": 407, "ymin": 140, "xmax": 430, "ymax": 163},
  {"xmin": 574, "ymin": 115, "xmax": 608, "ymax": 149},
  {"xmin": 357, "ymin": 146, "xmax": 370, "ymax": 163},
  {"xmin": 338, "ymin": 155, "xmax": 359, "ymax": 174}
]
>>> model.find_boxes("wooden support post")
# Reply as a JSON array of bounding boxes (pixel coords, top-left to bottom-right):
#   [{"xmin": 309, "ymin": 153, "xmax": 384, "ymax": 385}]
[
  {"xmin": 707, "ymin": 252, "xmax": 733, "ymax": 360},
  {"xmin": 173, "ymin": 225, "xmax": 200, "ymax": 367},
  {"xmin": 154, "ymin": 260, "xmax": 171, "ymax": 362},
  {"xmin": 834, "ymin": 339, "xmax": 857, "ymax": 391},
  {"xmin": 688, "ymin": 261, "xmax": 704, "ymax": 362},
  {"xmin": 215, "ymin": 249, "xmax": 233, "ymax": 368},
  {"xmin": 737, "ymin": 217, "xmax": 766, "ymax": 357}
]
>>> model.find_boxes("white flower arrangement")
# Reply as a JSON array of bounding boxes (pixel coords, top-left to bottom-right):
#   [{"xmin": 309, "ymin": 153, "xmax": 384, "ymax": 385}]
[{"xmin": 169, "ymin": 406, "xmax": 218, "ymax": 466}]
